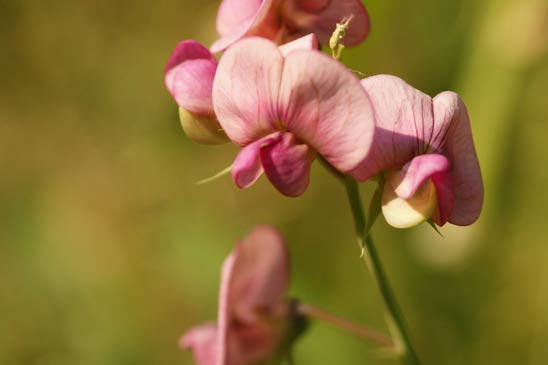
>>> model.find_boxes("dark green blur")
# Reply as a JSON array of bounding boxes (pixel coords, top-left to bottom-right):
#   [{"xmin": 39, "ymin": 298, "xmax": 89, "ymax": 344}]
[{"xmin": 1, "ymin": 0, "xmax": 547, "ymax": 364}]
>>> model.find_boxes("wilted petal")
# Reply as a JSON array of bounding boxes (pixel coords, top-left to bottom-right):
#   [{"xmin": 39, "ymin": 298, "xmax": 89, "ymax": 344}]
[
  {"xmin": 278, "ymin": 33, "xmax": 319, "ymax": 56},
  {"xmin": 232, "ymin": 134, "xmax": 279, "ymax": 189},
  {"xmin": 180, "ymin": 324, "xmax": 218, "ymax": 365},
  {"xmin": 213, "ymin": 38, "xmax": 282, "ymax": 145},
  {"xmin": 433, "ymin": 92, "xmax": 483, "ymax": 225},
  {"xmin": 260, "ymin": 132, "xmax": 316, "ymax": 197},
  {"xmin": 211, "ymin": 0, "xmax": 279, "ymax": 53},
  {"xmin": 278, "ymin": 49, "xmax": 375, "ymax": 179},
  {"xmin": 165, "ymin": 41, "xmax": 217, "ymax": 116},
  {"xmin": 284, "ymin": 0, "xmax": 370, "ymax": 46}
]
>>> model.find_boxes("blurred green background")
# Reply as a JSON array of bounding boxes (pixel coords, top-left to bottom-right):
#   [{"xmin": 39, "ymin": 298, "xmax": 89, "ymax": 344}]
[{"xmin": 1, "ymin": 0, "xmax": 548, "ymax": 364}]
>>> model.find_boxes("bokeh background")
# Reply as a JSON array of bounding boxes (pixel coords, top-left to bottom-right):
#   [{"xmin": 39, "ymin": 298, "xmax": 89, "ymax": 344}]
[{"xmin": 2, "ymin": 0, "xmax": 548, "ymax": 364}]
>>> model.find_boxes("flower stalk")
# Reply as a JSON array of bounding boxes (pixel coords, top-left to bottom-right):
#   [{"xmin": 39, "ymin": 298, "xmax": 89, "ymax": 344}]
[
  {"xmin": 343, "ymin": 177, "xmax": 422, "ymax": 365},
  {"xmin": 297, "ymin": 303, "xmax": 393, "ymax": 348}
]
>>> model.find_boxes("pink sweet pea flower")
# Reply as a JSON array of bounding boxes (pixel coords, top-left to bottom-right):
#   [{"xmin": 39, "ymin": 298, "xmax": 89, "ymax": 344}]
[
  {"xmin": 359, "ymin": 75, "xmax": 483, "ymax": 228},
  {"xmin": 181, "ymin": 226, "xmax": 296, "ymax": 365},
  {"xmin": 164, "ymin": 35, "xmax": 319, "ymax": 145},
  {"xmin": 211, "ymin": 0, "xmax": 370, "ymax": 53},
  {"xmin": 213, "ymin": 37, "xmax": 375, "ymax": 197}
]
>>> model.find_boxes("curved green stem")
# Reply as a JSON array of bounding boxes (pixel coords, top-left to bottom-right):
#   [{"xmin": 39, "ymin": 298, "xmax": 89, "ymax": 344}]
[{"xmin": 343, "ymin": 177, "xmax": 422, "ymax": 365}]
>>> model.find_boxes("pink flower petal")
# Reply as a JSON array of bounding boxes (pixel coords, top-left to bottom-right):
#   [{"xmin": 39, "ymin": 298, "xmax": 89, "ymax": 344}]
[
  {"xmin": 213, "ymin": 38, "xmax": 282, "ymax": 145},
  {"xmin": 180, "ymin": 324, "xmax": 218, "ymax": 365},
  {"xmin": 231, "ymin": 134, "xmax": 279, "ymax": 189},
  {"xmin": 164, "ymin": 41, "xmax": 217, "ymax": 116},
  {"xmin": 393, "ymin": 154, "xmax": 455, "ymax": 226},
  {"xmin": 394, "ymin": 154, "xmax": 451, "ymax": 199},
  {"xmin": 278, "ymin": 49, "xmax": 375, "ymax": 179},
  {"xmin": 260, "ymin": 132, "xmax": 316, "ymax": 197},
  {"xmin": 211, "ymin": 0, "xmax": 279, "ymax": 53},
  {"xmin": 284, "ymin": 0, "xmax": 370, "ymax": 46},
  {"xmin": 278, "ymin": 33, "xmax": 319, "ymax": 57},
  {"xmin": 433, "ymin": 92, "xmax": 483, "ymax": 225},
  {"xmin": 360, "ymin": 75, "xmax": 436, "ymax": 179},
  {"xmin": 217, "ymin": 226, "xmax": 290, "ymax": 364}
]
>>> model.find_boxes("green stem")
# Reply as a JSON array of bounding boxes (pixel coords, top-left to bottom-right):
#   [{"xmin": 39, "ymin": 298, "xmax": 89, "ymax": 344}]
[{"xmin": 343, "ymin": 177, "xmax": 421, "ymax": 365}]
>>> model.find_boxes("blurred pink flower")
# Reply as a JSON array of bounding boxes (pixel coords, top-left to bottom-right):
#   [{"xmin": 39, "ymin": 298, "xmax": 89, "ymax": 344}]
[
  {"xmin": 213, "ymin": 37, "xmax": 375, "ymax": 196},
  {"xmin": 359, "ymin": 75, "xmax": 483, "ymax": 227},
  {"xmin": 181, "ymin": 226, "xmax": 296, "ymax": 365},
  {"xmin": 211, "ymin": 0, "xmax": 370, "ymax": 53}
]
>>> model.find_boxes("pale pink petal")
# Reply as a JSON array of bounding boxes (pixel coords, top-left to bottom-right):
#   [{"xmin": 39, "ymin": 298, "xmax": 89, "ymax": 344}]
[
  {"xmin": 393, "ymin": 154, "xmax": 455, "ymax": 226},
  {"xmin": 213, "ymin": 38, "xmax": 282, "ymax": 145},
  {"xmin": 231, "ymin": 133, "xmax": 279, "ymax": 189},
  {"xmin": 278, "ymin": 33, "xmax": 319, "ymax": 57},
  {"xmin": 229, "ymin": 226, "xmax": 290, "ymax": 322},
  {"xmin": 277, "ymin": 50, "xmax": 375, "ymax": 180},
  {"xmin": 211, "ymin": 0, "xmax": 279, "ymax": 53},
  {"xmin": 284, "ymin": 0, "xmax": 370, "ymax": 46},
  {"xmin": 217, "ymin": 251, "xmax": 237, "ymax": 365},
  {"xmin": 165, "ymin": 41, "xmax": 217, "ymax": 116},
  {"xmin": 433, "ymin": 92, "xmax": 483, "ymax": 225},
  {"xmin": 360, "ymin": 75, "xmax": 436, "ymax": 179},
  {"xmin": 180, "ymin": 324, "xmax": 218, "ymax": 365},
  {"xmin": 217, "ymin": 226, "xmax": 290, "ymax": 365},
  {"xmin": 260, "ymin": 132, "xmax": 316, "ymax": 197}
]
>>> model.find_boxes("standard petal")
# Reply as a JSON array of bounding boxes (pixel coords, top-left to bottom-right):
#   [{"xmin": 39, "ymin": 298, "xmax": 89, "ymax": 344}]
[
  {"xmin": 231, "ymin": 134, "xmax": 279, "ymax": 189},
  {"xmin": 211, "ymin": 0, "xmax": 279, "ymax": 53},
  {"xmin": 165, "ymin": 41, "xmax": 217, "ymax": 116},
  {"xmin": 277, "ymin": 50, "xmax": 375, "ymax": 179},
  {"xmin": 278, "ymin": 33, "xmax": 319, "ymax": 57},
  {"xmin": 213, "ymin": 38, "xmax": 283, "ymax": 145},
  {"xmin": 433, "ymin": 92, "xmax": 483, "ymax": 225},
  {"xmin": 180, "ymin": 324, "xmax": 218, "ymax": 365},
  {"xmin": 284, "ymin": 0, "xmax": 370, "ymax": 46},
  {"xmin": 260, "ymin": 132, "xmax": 316, "ymax": 197},
  {"xmin": 360, "ymin": 75, "xmax": 436, "ymax": 179}
]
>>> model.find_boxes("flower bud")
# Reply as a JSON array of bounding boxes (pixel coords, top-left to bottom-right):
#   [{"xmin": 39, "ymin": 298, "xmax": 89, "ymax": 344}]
[{"xmin": 179, "ymin": 107, "xmax": 228, "ymax": 145}]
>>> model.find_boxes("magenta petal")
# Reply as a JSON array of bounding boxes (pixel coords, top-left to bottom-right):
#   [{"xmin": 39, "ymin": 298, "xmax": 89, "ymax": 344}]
[
  {"xmin": 211, "ymin": 0, "xmax": 278, "ymax": 53},
  {"xmin": 431, "ymin": 169, "xmax": 454, "ymax": 226},
  {"xmin": 278, "ymin": 50, "xmax": 375, "ymax": 179},
  {"xmin": 285, "ymin": 0, "xmax": 370, "ymax": 46},
  {"xmin": 278, "ymin": 33, "xmax": 319, "ymax": 57},
  {"xmin": 231, "ymin": 134, "xmax": 279, "ymax": 189},
  {"xmin": 213, "ymin": 38, "xmax": 282, "ymax": 145},
  {"xmin": 394, "ymin": 154, "xmax": 451, "ymax": 199},
  {"xmin": 260, "ymin": 133, "xmax": 316, "ymax": 197},
  {"xmin": 164, "ymin": 41, "xmax": 218, "ymax": 116},
  {"xmin": 180, "ymin": 324, "xmax": 218, "ymax": 365},
  {"xmin": 433, "ymin": 92, "xmax": 483, "ymax": 225}
]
